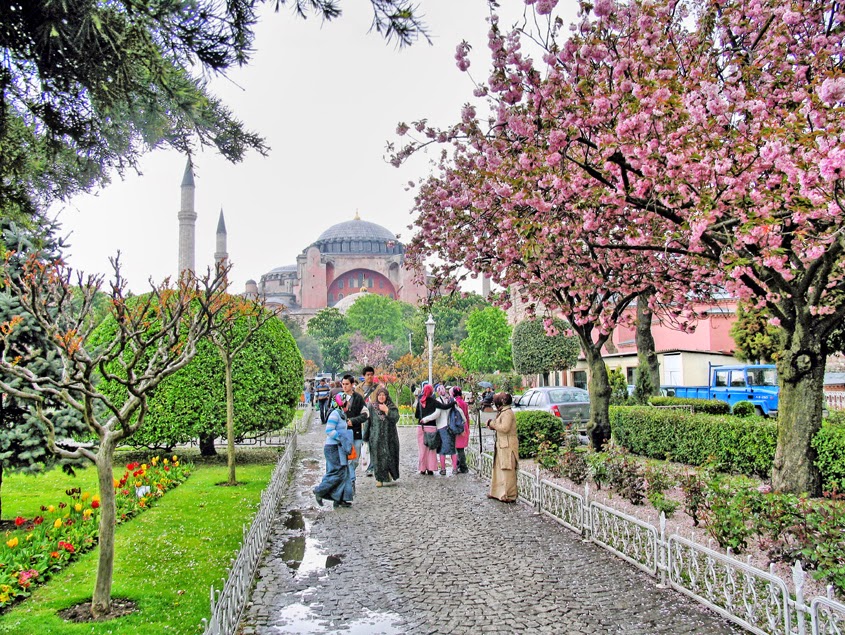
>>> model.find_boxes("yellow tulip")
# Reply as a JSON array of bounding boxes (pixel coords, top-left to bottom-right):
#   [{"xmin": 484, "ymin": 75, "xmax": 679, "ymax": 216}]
[
  {"xmin": 0, "ymin": 593, "xmax": 9, "ymax": 603},
  {"xmin": 81, "ymin": 492, "xmax": 90, "ymax": 501},
  {"xmin": 141, "ymin": 464, "xmax": 147, "ymax": 471},
  {"xmin": 6, "ymin": 538, "xmax": 18, "ymax": 549},
  {"xmin": 53, "ymin": 519, "xmax": 62, "ymax": 529},
  {"xmin": 92, "ymin": 495, "xmax": 100, "ymax": 503},
  {"xmin": 74, "ymin": 503, "xmax": 83, "ymax": 512},
  {"xmin": 47, "ymin": 505, "xmax": 55, "ymax": 513},
  {"xmin": 83, "ymin": 509, "xmax": 93, "ymax": 519},
  {"xmin": 113, "ymin": 478, "xmax": 120, "ymax": 487}
]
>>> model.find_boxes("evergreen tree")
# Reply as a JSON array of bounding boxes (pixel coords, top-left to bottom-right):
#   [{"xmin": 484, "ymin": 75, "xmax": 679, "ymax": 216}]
[
  {"xmin": 455, "ymin": 306, "xmax": 513, "ymax": 373},
  {"xmin": 511, "ymin": 318, "xmax": 580, "ymax": 381}
]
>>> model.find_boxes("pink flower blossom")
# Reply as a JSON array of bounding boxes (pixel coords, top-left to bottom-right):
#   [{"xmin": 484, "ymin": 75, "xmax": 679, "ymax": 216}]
[{"xmin": 818, "ymin": 77, "xmax": 845, "ymax": 106}]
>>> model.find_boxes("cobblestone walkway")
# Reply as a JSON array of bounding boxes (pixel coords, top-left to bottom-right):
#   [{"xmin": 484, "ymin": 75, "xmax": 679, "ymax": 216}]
[{"xmin": 238, "ymin": 419, "xmax": 743, "ymax": 635}]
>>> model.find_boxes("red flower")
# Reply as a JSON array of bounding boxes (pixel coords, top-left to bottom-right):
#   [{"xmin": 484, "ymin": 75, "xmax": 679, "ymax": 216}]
[
  {"xmin": 14, "ymin": 516, "xmax": 25, "ymax": 527},
  {"xmin": 33, "ymin": 516, "xmax": 44, "ymax": 525},
  {"xmin": 50, "ymin": 551, "xmax": 60, "ymax": 558},
  {"xmin": 164, "ymin": 466, "xmax": 171, "ymax": 472},
  {"xmin": 58, "ymin": 541, "xmax": 75, "ymax": 553},
  {"xmin": 91, "ymin": 500, "xmax": 100, "ymax": 509},
  {"xmin": 57, "ymin": 502, "xmax": 67, "ymax": 509},
  {"xmin": 126, "ymin": 462, "xmax": 138, "ymax": 471}
]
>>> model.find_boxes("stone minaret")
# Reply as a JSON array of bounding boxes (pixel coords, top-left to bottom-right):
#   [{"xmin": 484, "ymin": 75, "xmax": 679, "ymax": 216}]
[
  {"xmin": 214, "ymin": 208, "xmax": 228, "ymax": 266},
  {"xmin": 178, "ymin": 158, "xmax": 197, "ymax": 275},
  {"xmin": 481, "ymin": 274, "xmax": 491, "ymax": 300}
]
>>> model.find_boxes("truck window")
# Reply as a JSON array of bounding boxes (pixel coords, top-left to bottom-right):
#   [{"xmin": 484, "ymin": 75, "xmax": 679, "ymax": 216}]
[
  {"xmin": 730, "ymin": 371, "xmax": 747, "ymax": 387},
  {"xmin": 714, "ymin": 370, "xmax": 729, "ymax": 387},
  {"xmin": 747, "ymin": 368, "xmax": 777, "ymax": 387}
]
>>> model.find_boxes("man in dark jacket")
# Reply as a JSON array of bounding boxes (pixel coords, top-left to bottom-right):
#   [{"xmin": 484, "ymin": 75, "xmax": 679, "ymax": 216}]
[
  {"xmin": 315, "ymin": 378, "xmax": 331, "ymax": 424},
  {"xmin": 341, "ymin": 374, "xmax": 369, "ymax": 487}
]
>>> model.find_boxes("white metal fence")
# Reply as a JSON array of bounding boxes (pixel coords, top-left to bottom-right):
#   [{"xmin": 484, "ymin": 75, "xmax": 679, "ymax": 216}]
[
  {"xmin": 465, "ymin": 441, "xmax": 845, "ymax": 635},
  {"xmin": 200, "ymin": 406, "xmax": 311, "ymax": 635}
]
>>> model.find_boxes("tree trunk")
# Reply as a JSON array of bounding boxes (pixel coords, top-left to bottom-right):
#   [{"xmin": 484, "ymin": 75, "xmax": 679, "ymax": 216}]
[
  {"xmin": 772, "ymin": 326, "xmax": 825, "ymax": 496},
  {"xmin": 0, "ymin": 463, "xmax": 3, "ymax": 521},
  {"xmin": 91, "ymin": 436, "xmax": 117, "ymax": 617},
  {"xmin": 584, "ymin": 344, "xmax": 612, "ymax": 451},
  {"xmin": 636, "ymin": 298, "xmax": 661, "ymax": 395},
  {"xmin": 199, "ymin": 433, "xmax": 217, "ymax": 456},
  {"xmin": 225, "ymin": 359, "xmax": 236, "ymax": 485}
]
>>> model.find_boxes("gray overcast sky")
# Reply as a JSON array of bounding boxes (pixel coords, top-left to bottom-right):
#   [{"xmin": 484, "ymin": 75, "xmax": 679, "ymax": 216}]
[{"xmin": 51, "ymin": 1, "xmax": 572, "ymax": 295}]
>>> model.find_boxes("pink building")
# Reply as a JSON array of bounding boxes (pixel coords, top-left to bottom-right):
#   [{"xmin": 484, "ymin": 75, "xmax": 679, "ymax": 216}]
[{"xmin": 245, "ymin": 215, "xmax": 427, "ymax": 324}]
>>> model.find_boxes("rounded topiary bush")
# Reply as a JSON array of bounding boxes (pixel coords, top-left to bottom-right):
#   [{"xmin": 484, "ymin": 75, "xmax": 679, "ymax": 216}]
[
  {"xmin": 516, "ymin": 410, "xmax": 570, "ymax": 458},
  {"xmin": 91, "ymin": 297, "xmax": 303, "ymax": 449},
  {"xmin": 732, "ymin": 401, "xmax": 756, "ymax": 417}
]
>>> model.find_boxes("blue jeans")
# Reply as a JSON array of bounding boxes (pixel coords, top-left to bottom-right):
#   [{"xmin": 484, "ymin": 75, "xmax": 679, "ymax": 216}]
[
  {"xmin": 348, "ymin": 439, "xmax": 363, "ymax": 482},
  {"xmin": 314, "ymin": 444, "xmax": 352, "ymax": 503}
]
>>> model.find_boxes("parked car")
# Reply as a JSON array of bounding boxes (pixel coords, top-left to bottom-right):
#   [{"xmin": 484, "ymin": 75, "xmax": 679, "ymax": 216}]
[{"xmin": 513, "ymin": 387, "xmax": 591, "ymax": 426}]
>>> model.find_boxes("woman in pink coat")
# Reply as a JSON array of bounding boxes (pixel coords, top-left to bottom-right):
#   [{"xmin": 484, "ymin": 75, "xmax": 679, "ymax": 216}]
[{"xmin": 451, "ymin": 387, "xmax": 471, "ymax": 474}]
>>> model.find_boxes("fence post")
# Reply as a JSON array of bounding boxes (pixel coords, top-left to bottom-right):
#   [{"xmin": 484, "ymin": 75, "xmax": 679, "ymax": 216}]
[
  {"xmin": 582, "ymin": 482, "xmax": 591, "ymax": 540},
  {"xmin": 657, "ymin": 512, "xmax": 667, "ymax": 588},
  {"xmin": 793, "ymin": 560, "xmax": 807, "ymax": 635},
  {"xmin": 535, "ymin": 464, "xmax": 541, "ymax": 514}
]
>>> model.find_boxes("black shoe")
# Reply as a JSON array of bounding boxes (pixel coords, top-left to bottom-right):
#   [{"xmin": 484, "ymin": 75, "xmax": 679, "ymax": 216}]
[
  {"xmin": 426, "ymin": 470, "xmax": 434, "ymax": 475},
  {"xmin": 314, "ymin": 492, "xmax": 324, "ymax": 507},
  {"xmin": 365, "ymin": 472, "xmax": 373, "ymax": 477},
  {"xmin": 338, "ymin": 501, "xmax": 352, "ymax": 508}
]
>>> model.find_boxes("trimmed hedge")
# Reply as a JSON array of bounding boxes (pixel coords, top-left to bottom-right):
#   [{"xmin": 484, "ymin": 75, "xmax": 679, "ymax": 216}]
[
  {"xmin": 649, "ymin": 396, "xmax": 731, "ymax": 414},
  {"xmin": 516, "ymin": 410, "xmax": 570, "ymax": 458},
  {"xmin": 813, "ymin": 421, "xmax": 845, "ymax": 492},
  {"xmin": 611, "ymin": 406, "xmax": 777, "ymax": 478}
]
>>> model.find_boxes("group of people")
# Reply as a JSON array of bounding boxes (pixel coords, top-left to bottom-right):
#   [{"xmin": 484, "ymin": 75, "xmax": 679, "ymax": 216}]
[
  {"xmin": 313, "ymin": 368, "xmax": 401, "ymax": 508},
  {"xmin": 414, "ymin": 384, "xmax": 519, "ymax": 503},
  {"xmin": 313, "ymin": 368, "xmax": 520, "ymax": 508}
]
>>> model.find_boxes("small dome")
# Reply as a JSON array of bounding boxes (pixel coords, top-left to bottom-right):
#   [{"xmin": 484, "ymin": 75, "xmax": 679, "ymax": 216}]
[
  {"xmin": 269, "ymin": 264, "xmax": 296, "ymax": 274},
  {"xmin": 333, "ymin": 289, "xmax": 369, "ymax": 314}
]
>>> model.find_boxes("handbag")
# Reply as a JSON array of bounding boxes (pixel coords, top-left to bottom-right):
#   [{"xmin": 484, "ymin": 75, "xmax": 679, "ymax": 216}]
[
  {"xmin": 347, "ymin": 444, "xmax": 358, "ymax": 461},
  {"xmin": 423, "ymin": 430, "xmax": 441, "ymax": 451}
]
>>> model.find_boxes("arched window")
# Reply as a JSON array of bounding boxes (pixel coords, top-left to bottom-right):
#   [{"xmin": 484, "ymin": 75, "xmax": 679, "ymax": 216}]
[
  {"xmin": 338, "ymin": 293, "xmax": 344, "ymax": 300},
  {"xmin": 338, "ymin": 279, "xmax": 344, "ymax": 289}
]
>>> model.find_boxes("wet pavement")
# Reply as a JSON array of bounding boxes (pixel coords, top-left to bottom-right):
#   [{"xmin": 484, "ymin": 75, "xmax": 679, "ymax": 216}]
[{"xmin": 238, "ymin": 415, "xmax": 743, "ymax": 635}]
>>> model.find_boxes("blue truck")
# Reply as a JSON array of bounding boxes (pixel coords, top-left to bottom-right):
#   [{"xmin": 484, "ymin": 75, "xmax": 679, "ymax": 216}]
[{"xmin": 664, "ymin": 364, "xmax": 779, "ymax": 416}]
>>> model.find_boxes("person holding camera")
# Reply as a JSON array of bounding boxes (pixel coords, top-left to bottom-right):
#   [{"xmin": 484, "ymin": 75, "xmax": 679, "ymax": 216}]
[
  {"xmin": 314, "ymin": 393, "xmax": 355, "ymax": 508},
  {"xmin": 485, "ymin": 392, "xmax": 518, "ymax": 503}
]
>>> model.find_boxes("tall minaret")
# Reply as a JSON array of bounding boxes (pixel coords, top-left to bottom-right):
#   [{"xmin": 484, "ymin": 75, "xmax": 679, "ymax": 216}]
[
  {"xmin": 214, "ymin": 208, "xmax": 228, "ymax": 266},
  {"xmin": 177, "ymin": 158, "xmax": 197, "ymax": 275}
]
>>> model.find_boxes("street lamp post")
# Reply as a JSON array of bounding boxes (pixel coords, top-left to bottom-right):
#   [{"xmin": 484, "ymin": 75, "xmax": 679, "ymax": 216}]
[{"xmin": 425, "ymin": 313, "xmax": 435, "ymax": 386}]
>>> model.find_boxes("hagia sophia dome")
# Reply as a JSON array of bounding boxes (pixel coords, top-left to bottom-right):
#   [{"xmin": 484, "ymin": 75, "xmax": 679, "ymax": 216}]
[{"xmin": 244, "ymin": 214, "xmax": 426, "ymax": 323}]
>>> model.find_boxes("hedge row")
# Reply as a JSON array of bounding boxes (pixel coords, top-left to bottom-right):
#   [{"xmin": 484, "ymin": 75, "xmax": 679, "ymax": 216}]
[
  {"xmin": 611, "ymin": 406, "xmax": 845, "ymax": 489},
  {"xmin": 648, "ymin": 396, "xmax": 731, "ymax": 414},
  {"xmin": 611, "ymin": 406, "xmax": 777, "ymax": 478}
]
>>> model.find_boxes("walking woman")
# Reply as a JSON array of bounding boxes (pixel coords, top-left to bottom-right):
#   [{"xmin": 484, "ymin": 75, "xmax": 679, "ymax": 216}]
[
  {"xmin": 314, "ymin": 393, "xmax": 354, "ymax": 508},
  {"xmin": 486, "ymin": 392, "xmax": 518, "ymax": 502},
  {"xmin": 367, "ymin": 387, "xmax": 400, "ymax": 487},
  {"xmin": 451, "ymin": 387, "xmax": 471, "ymax": 473},
  {"xmin": 415, "ymin": 384, "xmax": 449, "ymax": 475}
]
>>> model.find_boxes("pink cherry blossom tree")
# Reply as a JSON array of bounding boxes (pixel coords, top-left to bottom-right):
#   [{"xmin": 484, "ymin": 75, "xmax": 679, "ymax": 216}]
[{"xmin": 398, "ymin": 0, "xmax": 845, "ymax": 494}]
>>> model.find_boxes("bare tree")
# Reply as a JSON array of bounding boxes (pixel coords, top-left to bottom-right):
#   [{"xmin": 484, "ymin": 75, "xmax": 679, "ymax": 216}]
[{"xmin": 0, "ymin": 254, "xmax": 229, "ymax": 617}]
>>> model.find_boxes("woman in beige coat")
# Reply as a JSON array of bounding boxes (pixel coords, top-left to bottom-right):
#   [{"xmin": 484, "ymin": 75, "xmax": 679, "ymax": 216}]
[{"xmin": 486, "ymin": 392, "xmax": 518, "ymax": 502}]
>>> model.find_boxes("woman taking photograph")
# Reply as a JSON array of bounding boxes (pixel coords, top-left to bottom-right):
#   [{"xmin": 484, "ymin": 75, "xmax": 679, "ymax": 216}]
[
  {"xmin": 486, "ymin": 392, "xmax": 518, "ymax": 502},
  {"xmin": 367, "ymin": 387, "xmax": 400, "ymax": 487},
  {"xmin": 314, "ymin": 393, "xmax": 355, "ymax": 508}
]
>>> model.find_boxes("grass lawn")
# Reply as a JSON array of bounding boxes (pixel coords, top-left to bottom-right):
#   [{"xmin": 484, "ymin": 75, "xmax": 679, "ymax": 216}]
[{"xmin": 0, "ymin": 453, "xmax": 279, "ymax": 635}]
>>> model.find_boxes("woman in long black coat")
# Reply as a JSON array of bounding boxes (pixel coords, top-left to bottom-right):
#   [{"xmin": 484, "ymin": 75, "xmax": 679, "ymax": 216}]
[{"xmin": 367, "ymin": 387, "xmax": 400, "ymax": 486}]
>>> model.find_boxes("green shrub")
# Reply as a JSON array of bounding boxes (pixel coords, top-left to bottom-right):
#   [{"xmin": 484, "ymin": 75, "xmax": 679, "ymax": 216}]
[
  {"xmin": 649, "ymin": 396, "xmax": 731, "ymax": 415},
  {"xmin": 610, "ymin": 406, "xmax": 777, "ymax": 478},
  {"xmin": 560, "ymin": 447, "xmax": 589, "ymax": 484},
  {"xmin": 515, "ymin": 410, "xmax": 569, "ymax": 458},
  {"xmin": 731, "ymin": 401, "xmax": 757, "ymax": 417},
  {"xmin": 813, "ymin": 420, "xmax": 845, "ymax": 492},
  {"xmin": 647, "ymin": 491, "xmax": 680, "ymax": 518},
  {"xmin": 608, "ymin": 367, "xmax": 629, "ymax": 406}
]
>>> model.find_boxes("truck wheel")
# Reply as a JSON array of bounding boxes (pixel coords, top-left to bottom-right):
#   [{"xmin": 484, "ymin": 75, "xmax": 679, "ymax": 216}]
[{"xmin": 755, "ymin": 406, "xmax": 765, "ymax": 417}]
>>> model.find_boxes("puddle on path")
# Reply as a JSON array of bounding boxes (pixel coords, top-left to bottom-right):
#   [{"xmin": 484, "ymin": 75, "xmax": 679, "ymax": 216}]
[
  {"xmin": 271, "ymin": 604, "xmax": 404, "ymax": 634},
  {"xmin": 280, "ymin": 510, "xmax": 343, "ymax": 577}
]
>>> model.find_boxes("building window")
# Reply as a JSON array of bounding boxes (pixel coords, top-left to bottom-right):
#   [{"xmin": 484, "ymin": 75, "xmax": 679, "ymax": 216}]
[
  {"xmin": 367, "ymin": 278, "xmax": 373, "ymax": 287},
  {"xmin": 389, "ymin": 293, "xmax": 395, "ymax": 299},
  {"xmin": 338, "ymin": 293, "xmax": 344, "ymax": 300},
  {"xmin": 328, "ymin": 293, "xmax": 334, "ymax": 303},
  {"xmin": 626, "ymin": 367, "xmax": 637, "ymax": 385},
  {"xmin": 379, "ymin": 280, "xmax": 384, "ymax": 289},
  {"xmin": 349, "ymin": 277, "xmax": 355, "ymax": 287},
  {"xmin": 338, "ymin": 279, "xmax": 344, "ymax": 290},
  {"xmin": 573, "ymin": 371, "xmax": 588, "ymax": 390},
  {"xmin": 365, "ymin": 241, "xmax": 372, "ymax": 252}
]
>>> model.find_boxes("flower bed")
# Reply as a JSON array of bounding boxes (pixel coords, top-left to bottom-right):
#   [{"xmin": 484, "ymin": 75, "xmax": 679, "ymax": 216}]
[{"xmin": 0, "ymin": 455, "xmax": 191, "ymax": 609}]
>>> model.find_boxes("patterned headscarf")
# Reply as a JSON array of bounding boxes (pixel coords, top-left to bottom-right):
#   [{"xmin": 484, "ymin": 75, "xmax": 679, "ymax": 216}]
[{"xmin": 436, "ymin": 384, "xmax": 447, "ymax": 398}]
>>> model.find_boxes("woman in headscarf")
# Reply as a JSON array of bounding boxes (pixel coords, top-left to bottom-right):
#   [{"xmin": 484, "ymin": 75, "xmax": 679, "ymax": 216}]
[
  {"xmin": 486, "ymin": 392, "xmax": 518, "ymax": 502},
  {"xmin": 414, "ymin": 383, "xmax": 450, "ymax": 475},
  {"xmin": 451, "ymin": 386, "xmax": 471, "ymax": 474},
  {"xmin": 313, "ymin": 393, "xmax": 355, "ymax": 508},
  {"xmin": 433, "ymin": 384, "xmax": 459, "ymax": 476},
  {"xmin": 367, "ymin": 386, "xmax": 400, "ymax": 487}
]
